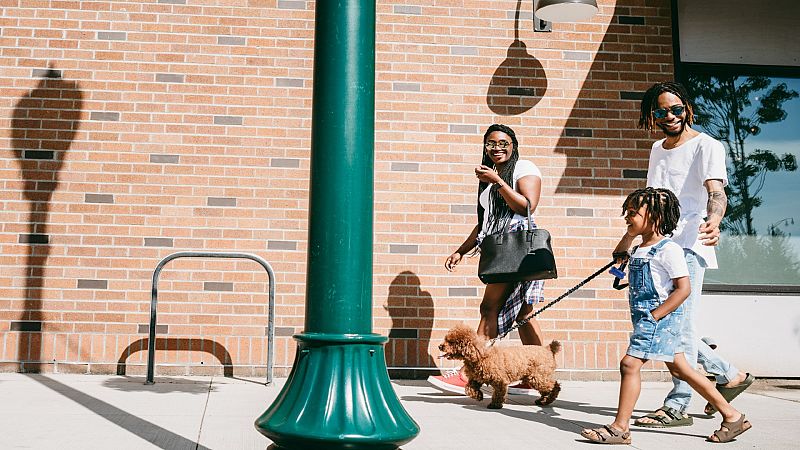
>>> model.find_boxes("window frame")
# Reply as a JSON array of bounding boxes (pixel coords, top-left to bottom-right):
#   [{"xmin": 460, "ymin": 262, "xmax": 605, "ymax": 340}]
[{"xmin": 671, "ymin": 0, "xmax": 800, "ymax": 294}]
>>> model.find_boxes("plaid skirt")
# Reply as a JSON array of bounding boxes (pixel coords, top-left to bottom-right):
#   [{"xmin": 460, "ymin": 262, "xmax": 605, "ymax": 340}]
[{"xmin": 477, "ymin": 219, "xmax": 545, "ymax": 335}]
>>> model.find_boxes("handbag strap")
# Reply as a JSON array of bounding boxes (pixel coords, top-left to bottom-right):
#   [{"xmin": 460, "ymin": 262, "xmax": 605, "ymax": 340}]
[{"xmin": 497, "ymin": 198, "xmax": 533, "ymax": 244}]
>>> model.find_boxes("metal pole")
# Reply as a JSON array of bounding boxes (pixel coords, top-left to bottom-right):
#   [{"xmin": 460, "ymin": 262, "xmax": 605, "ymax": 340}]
[{"xmin": 254, "ymin": 1, "xmax": 418, "ymax": 448}]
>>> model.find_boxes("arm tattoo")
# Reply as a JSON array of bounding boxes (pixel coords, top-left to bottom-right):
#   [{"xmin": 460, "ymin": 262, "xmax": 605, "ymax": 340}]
[{"xmin": 707, "ymin": 190, "xmax": 727, "ymax": 220}]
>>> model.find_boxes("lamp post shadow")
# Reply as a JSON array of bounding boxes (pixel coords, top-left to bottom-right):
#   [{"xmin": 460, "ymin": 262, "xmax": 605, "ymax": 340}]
[
  {"xmin": 11, "ymin": 68, "xmax": 83, "ymax": 372},
  {"xmin": 486, "ymin": 0, "xmax": 548, "ymax": 116}
]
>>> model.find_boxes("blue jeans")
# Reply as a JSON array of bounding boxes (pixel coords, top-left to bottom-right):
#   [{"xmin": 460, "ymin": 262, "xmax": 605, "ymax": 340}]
[{"xmin": 663, "ymin": 250, "xmax": 740, "ymax": 413}]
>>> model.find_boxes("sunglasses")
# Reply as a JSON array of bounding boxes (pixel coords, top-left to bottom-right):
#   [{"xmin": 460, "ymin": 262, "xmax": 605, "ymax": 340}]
[
  {"xmin": 652, "ymin": 105, "xmax": 685, "ymax": 119},
  {"xmin": 485, "ymin": 140, "xmax": 511, "ymax": 150}
]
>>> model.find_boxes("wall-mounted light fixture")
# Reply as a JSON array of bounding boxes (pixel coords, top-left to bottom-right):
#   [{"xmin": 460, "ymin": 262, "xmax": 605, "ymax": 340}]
[{"xmin": 534, "ymin": 0, "xmax": 599, "ymax": 32}]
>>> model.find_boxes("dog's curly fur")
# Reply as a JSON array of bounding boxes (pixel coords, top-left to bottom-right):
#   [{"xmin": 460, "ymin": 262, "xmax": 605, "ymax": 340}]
[{"xmin": 439, "ymin": 324, "xmax": 561, "ymax": 409}]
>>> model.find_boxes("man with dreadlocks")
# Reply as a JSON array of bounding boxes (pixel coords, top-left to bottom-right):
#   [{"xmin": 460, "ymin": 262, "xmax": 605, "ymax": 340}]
[
  {"xmin": 613, "ymin": 82, "xmax": 753, "ymax": 429},
  {"xmin": 428, "ymin": 124, "xmax": 547, "ymax": 396}
]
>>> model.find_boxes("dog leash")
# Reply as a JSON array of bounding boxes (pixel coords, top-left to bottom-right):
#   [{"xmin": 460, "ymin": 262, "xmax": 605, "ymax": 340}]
[{"xmin": 488, "ymin": 260, "xmax": 617, "ymax": 346}]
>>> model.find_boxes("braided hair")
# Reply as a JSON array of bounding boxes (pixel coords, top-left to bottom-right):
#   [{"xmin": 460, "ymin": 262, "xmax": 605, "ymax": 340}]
[
  {"xmin": 477, "ymin": 124, "xmax": 520, "ymax": 235},
  {"xmin": 638, "ymin": 81, "xmax": 695, "ymax": 131},
  {"xmin": 622, "ymin": 187, "xmax": 681, "ymax": 236}
]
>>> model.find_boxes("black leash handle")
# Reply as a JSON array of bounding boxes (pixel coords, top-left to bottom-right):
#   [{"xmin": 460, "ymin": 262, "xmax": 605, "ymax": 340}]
[{"xmin": 490, "ymin": 260, "xmax": 616, "ymax": 344}]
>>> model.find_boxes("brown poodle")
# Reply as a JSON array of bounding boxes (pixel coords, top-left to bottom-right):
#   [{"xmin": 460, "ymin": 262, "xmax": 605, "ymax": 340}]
[{"xmin": 438, "ymin": 324, "xmax": 561, "ymax": 409}]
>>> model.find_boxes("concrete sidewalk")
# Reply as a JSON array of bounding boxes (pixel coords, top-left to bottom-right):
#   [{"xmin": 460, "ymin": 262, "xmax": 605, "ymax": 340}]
[{"xmin": 1, "ymin": 373, "xmax": 798, "ymax": 449}]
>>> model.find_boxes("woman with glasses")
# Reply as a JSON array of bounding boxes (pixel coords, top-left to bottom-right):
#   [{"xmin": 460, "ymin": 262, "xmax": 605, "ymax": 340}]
[{"xmin": 428, "ymin": 124, "xmax": 547, "ymax": 396}]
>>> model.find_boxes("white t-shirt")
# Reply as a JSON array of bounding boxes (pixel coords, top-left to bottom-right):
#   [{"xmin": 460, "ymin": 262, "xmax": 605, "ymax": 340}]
[
  {"xmin": 646, "ymin": 132, "xmax": 728, "ymax": 269},
  {"xmin": 479, "ymin": 159, "xmax": 542, "ymax": 235},
  {"xmin": 632, "ymin": 239, "xmax": 690, "ymax": 303}
]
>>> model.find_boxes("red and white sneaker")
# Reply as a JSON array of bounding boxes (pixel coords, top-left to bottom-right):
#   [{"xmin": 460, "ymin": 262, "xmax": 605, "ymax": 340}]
[
  {"xmin": 508, "ymin": 381, "xmax": 537, "ymax": 396},
  {"xmin": 427, "ymin": 368, "xmax": 467, "ymax": 394}
]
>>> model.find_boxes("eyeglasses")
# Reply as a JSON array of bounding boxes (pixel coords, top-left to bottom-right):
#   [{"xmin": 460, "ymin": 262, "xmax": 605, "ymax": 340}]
[
  {"xmin": 485, "ymin": 140, "xmax": 511, "ymax": 150},
  {"xmin": 652, "ymin": 105, "xmax": 685, "ymax": 119}
]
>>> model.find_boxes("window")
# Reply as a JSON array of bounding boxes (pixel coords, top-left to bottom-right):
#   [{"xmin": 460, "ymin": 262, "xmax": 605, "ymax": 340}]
[{"xmin": 679, "ymin": 71, "xmax": 800, "ymax": 290}]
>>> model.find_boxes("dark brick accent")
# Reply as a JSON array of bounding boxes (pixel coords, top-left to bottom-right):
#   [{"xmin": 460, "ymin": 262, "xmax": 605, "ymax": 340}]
[
  {"xmin": 155, "ymin": 73, "xmax": 184, "ymax": 83},
  {"xmin": 273, "ymin": 326, "xmax": 295, "ymax": 336},
  {"xmin": 271, "ymin": 158, "xmax": 300, "ymax": 168},
  {"xmin": 450, "ymin": 46, "xmax": 478, "ymax": 56},
  {"xmin": 32, "ymin": 68, "xmax": 61, "ymax": 78},
  {"xmin": 392, "ymin": 82, "xmax": 421, "ymax": 92},
  {"xmin": 449, "ymin": 287, "xmax": 478, "ymax": 297},
  {"xmin": 144, "ymin": 237, "xmax": 173, "ymax": 247},
  {"xmin": 620, "ymin": 90, "xmax": 644, "ymax": 100},
  {"xmin": 207, "ymin": 197, "xmax": 236, "ymax": 207},
  {"xmin": 573, "ymin": 289, "xmax": 596, "ymax": 298},
  {"xmin": 449, "ymin": 124, "xmax": 478, "ymax": 134},
  {"xmin": 217, "ymin": 36, "xmax": 246, "ymax": 46},
  {"xmin": 150, "ymin": 154, "xmax": 180, "ymax": 164},
  {"xmin": 77, "ymin": 279, "xmax": 108, "ymax": 289},
  {"xmin": 507, "ymin": 10, "xmax": 532, "ymax": 20},
  {"xmin": 213, "ymin": 115, "xmax": 243, "ymax": 126},
  {"xmin": 23, "ymin": 150, "xmax": 54, "ymax": 160},
  {"xmin": 388, "ymin": 328, "xmax": 418, "ymax": 339},
  {"xmin": 138, "ymin": 324, "xmax": 168, "ymax": 334},
  {"xmin": 11, "ymin": 321, "xmax": 42, "ymax": 332},
  {"xmin": 450, "ymin": 204, "xmax": 474, "ymax": 214},
  {"xmin": 157, "ymin": 0, "xmax": 186, "ymax": 4},
  {"xmin": 390, "ymin": 162, "xmax": 419, "ymax": 172},
  {"xmin": 389, "ymin": 244, "xmax": 418, "ymax": 254},
  {"xmin": 19, "ymin": 234, "xmax": 49, "ymax": 244},
  {"xmin": 85, "ymin": 193, "xmax": 114, "ymax": 204},
  {"xmin": 618, "ymin": 16, "xmax": 645, "ymax": 25},
  {"xmin": 566, "ymin": 208, "xmax": 594, "ymax": 217},
  {"xmin": 394, "ymin": 5, "xmax": 421, "ymax": 15},
  {"xmin": 565, "ymin": 128, "xmax": 593, "ymax": 137},
  {"xmin": 276, "ymin": 78, "xmax": 304, "ymax": 88},
  {"xmin": 268, "ymin": 240, "xmax": 297, "ymax": 251},
  {"xmin": 204, "ymin": 282, "xmax": 233, "ymax": 292},
  {"xmin": 278, "ymin": 0, "xmax": 306, "ymax": 9},
  {"xmin": 563, "ymin": 51, "xmax": 591, "ymax": 61},
  {"xmin": 508, "ymin": 87, "xmax": 537, "ymax": 96},
  {"xmin": 97, "ymin": 31, "xmax": 126, "ymax": 41},
  {"xmin": 90, "ymin": 111, "xmax": 120, "ymax": 121},
  {"xmin": 623, "ymin": 169, "xmax": 648, "ymax": 179}
]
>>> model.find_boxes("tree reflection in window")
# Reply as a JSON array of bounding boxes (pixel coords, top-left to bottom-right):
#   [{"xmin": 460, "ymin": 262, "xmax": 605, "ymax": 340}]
[{"xmin": 685, "ymin": 73, "xmax": 800, "ymax": 286}]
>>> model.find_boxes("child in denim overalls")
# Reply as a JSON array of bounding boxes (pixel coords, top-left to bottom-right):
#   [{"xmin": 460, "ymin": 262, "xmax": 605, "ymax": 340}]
[{"xmin": 581, "ymin": 187, "xmax": 751, "ymax": 445}]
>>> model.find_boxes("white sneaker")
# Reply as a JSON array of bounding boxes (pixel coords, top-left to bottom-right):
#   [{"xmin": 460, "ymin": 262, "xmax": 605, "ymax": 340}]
[{"xmin": 507, "ymin": 381, "xmax": 537, "ymax": 396}]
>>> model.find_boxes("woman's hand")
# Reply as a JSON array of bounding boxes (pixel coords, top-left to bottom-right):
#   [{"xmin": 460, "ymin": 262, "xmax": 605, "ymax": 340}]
[
  {"xmin": 444, "ymin": 252, "xmax": 463, "ymax": 272},
  {"xmin": 474, "ymin": 165, "xmax": 501, "ymax": 184}
]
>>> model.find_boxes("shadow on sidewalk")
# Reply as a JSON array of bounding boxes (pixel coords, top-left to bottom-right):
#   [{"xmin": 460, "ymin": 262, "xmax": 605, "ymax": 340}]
[
  {"xmin": 103, "ymin": 375, "xmax": 213, "ymax": 394},
  {"xmin": 29, "ymin": 375, "xmax": 212, "ymax": 450}
]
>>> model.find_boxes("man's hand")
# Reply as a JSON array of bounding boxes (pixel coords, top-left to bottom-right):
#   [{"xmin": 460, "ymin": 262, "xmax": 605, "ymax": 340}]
[{"xmin": 699, "ymin": 219, "xmax": 721, "ymax": 246}]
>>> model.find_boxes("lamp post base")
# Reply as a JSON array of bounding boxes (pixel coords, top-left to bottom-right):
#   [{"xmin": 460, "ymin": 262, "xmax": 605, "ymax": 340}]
[{"xmin": 254, "ymin": 332, "xmax": 419, "ymax": 450}]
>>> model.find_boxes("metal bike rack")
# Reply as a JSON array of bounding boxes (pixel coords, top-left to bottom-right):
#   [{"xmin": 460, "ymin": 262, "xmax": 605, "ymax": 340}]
[{"xmin": 146, "ymin": 252, "xmax": 276, "ymax": 385}]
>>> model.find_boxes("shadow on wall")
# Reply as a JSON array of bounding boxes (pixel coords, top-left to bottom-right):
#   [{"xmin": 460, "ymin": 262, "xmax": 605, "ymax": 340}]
[
  {"xmin": 486, "ymin": 0, "xmax": 547, "ymax": 116},
  {"xmin": 11, "ymin": 67, "xmax": 83, "ymax": 372},
  {"xmin": 553, "ymin": 1, "xmax": 658, "ymax": 194},
  {"xmin": 116, "ymin": 338, "xmax": 234, "ymax": 379},
  {"xmin": 385, "ymin": 271, "xmax": 436, "ymax": 379}
]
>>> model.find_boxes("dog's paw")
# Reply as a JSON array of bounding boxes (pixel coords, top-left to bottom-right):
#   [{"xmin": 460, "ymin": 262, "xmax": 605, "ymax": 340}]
[{"xmin": 487, "ymin": 402, "xmax": 504, "ymax": 409}]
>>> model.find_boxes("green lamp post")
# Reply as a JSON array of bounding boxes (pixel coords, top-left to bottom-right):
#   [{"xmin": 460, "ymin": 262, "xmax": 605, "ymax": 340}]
[{"xmin": 254, "ymin": 2, "xmax": 419, "ymax": 449}]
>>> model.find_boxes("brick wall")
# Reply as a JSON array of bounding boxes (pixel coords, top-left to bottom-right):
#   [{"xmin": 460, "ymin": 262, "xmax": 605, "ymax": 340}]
[{"xmin": 0, "ymin": 0, "xmax": 674, "ymax": 379}]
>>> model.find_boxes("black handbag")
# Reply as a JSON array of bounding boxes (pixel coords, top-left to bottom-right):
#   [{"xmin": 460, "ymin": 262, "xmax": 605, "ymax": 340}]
[{"xmin": 478, "ymin": 202, "xmax": 558, "ymax": 284}]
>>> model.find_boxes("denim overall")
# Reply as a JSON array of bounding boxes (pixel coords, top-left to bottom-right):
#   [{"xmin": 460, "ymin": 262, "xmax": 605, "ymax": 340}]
[{"xmin": 626, "ymin": 239, "xmax": 685, "ymax": 362}]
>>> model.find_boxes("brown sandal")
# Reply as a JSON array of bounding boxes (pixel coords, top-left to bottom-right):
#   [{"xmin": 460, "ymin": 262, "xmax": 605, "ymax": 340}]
[
  {"xmin": 581, "ymin": 424, "xmax": 632, "ymax": 445},
  {"xmin": 707, "ymin": 414, "xmax": 752, "ymax": 443}
]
